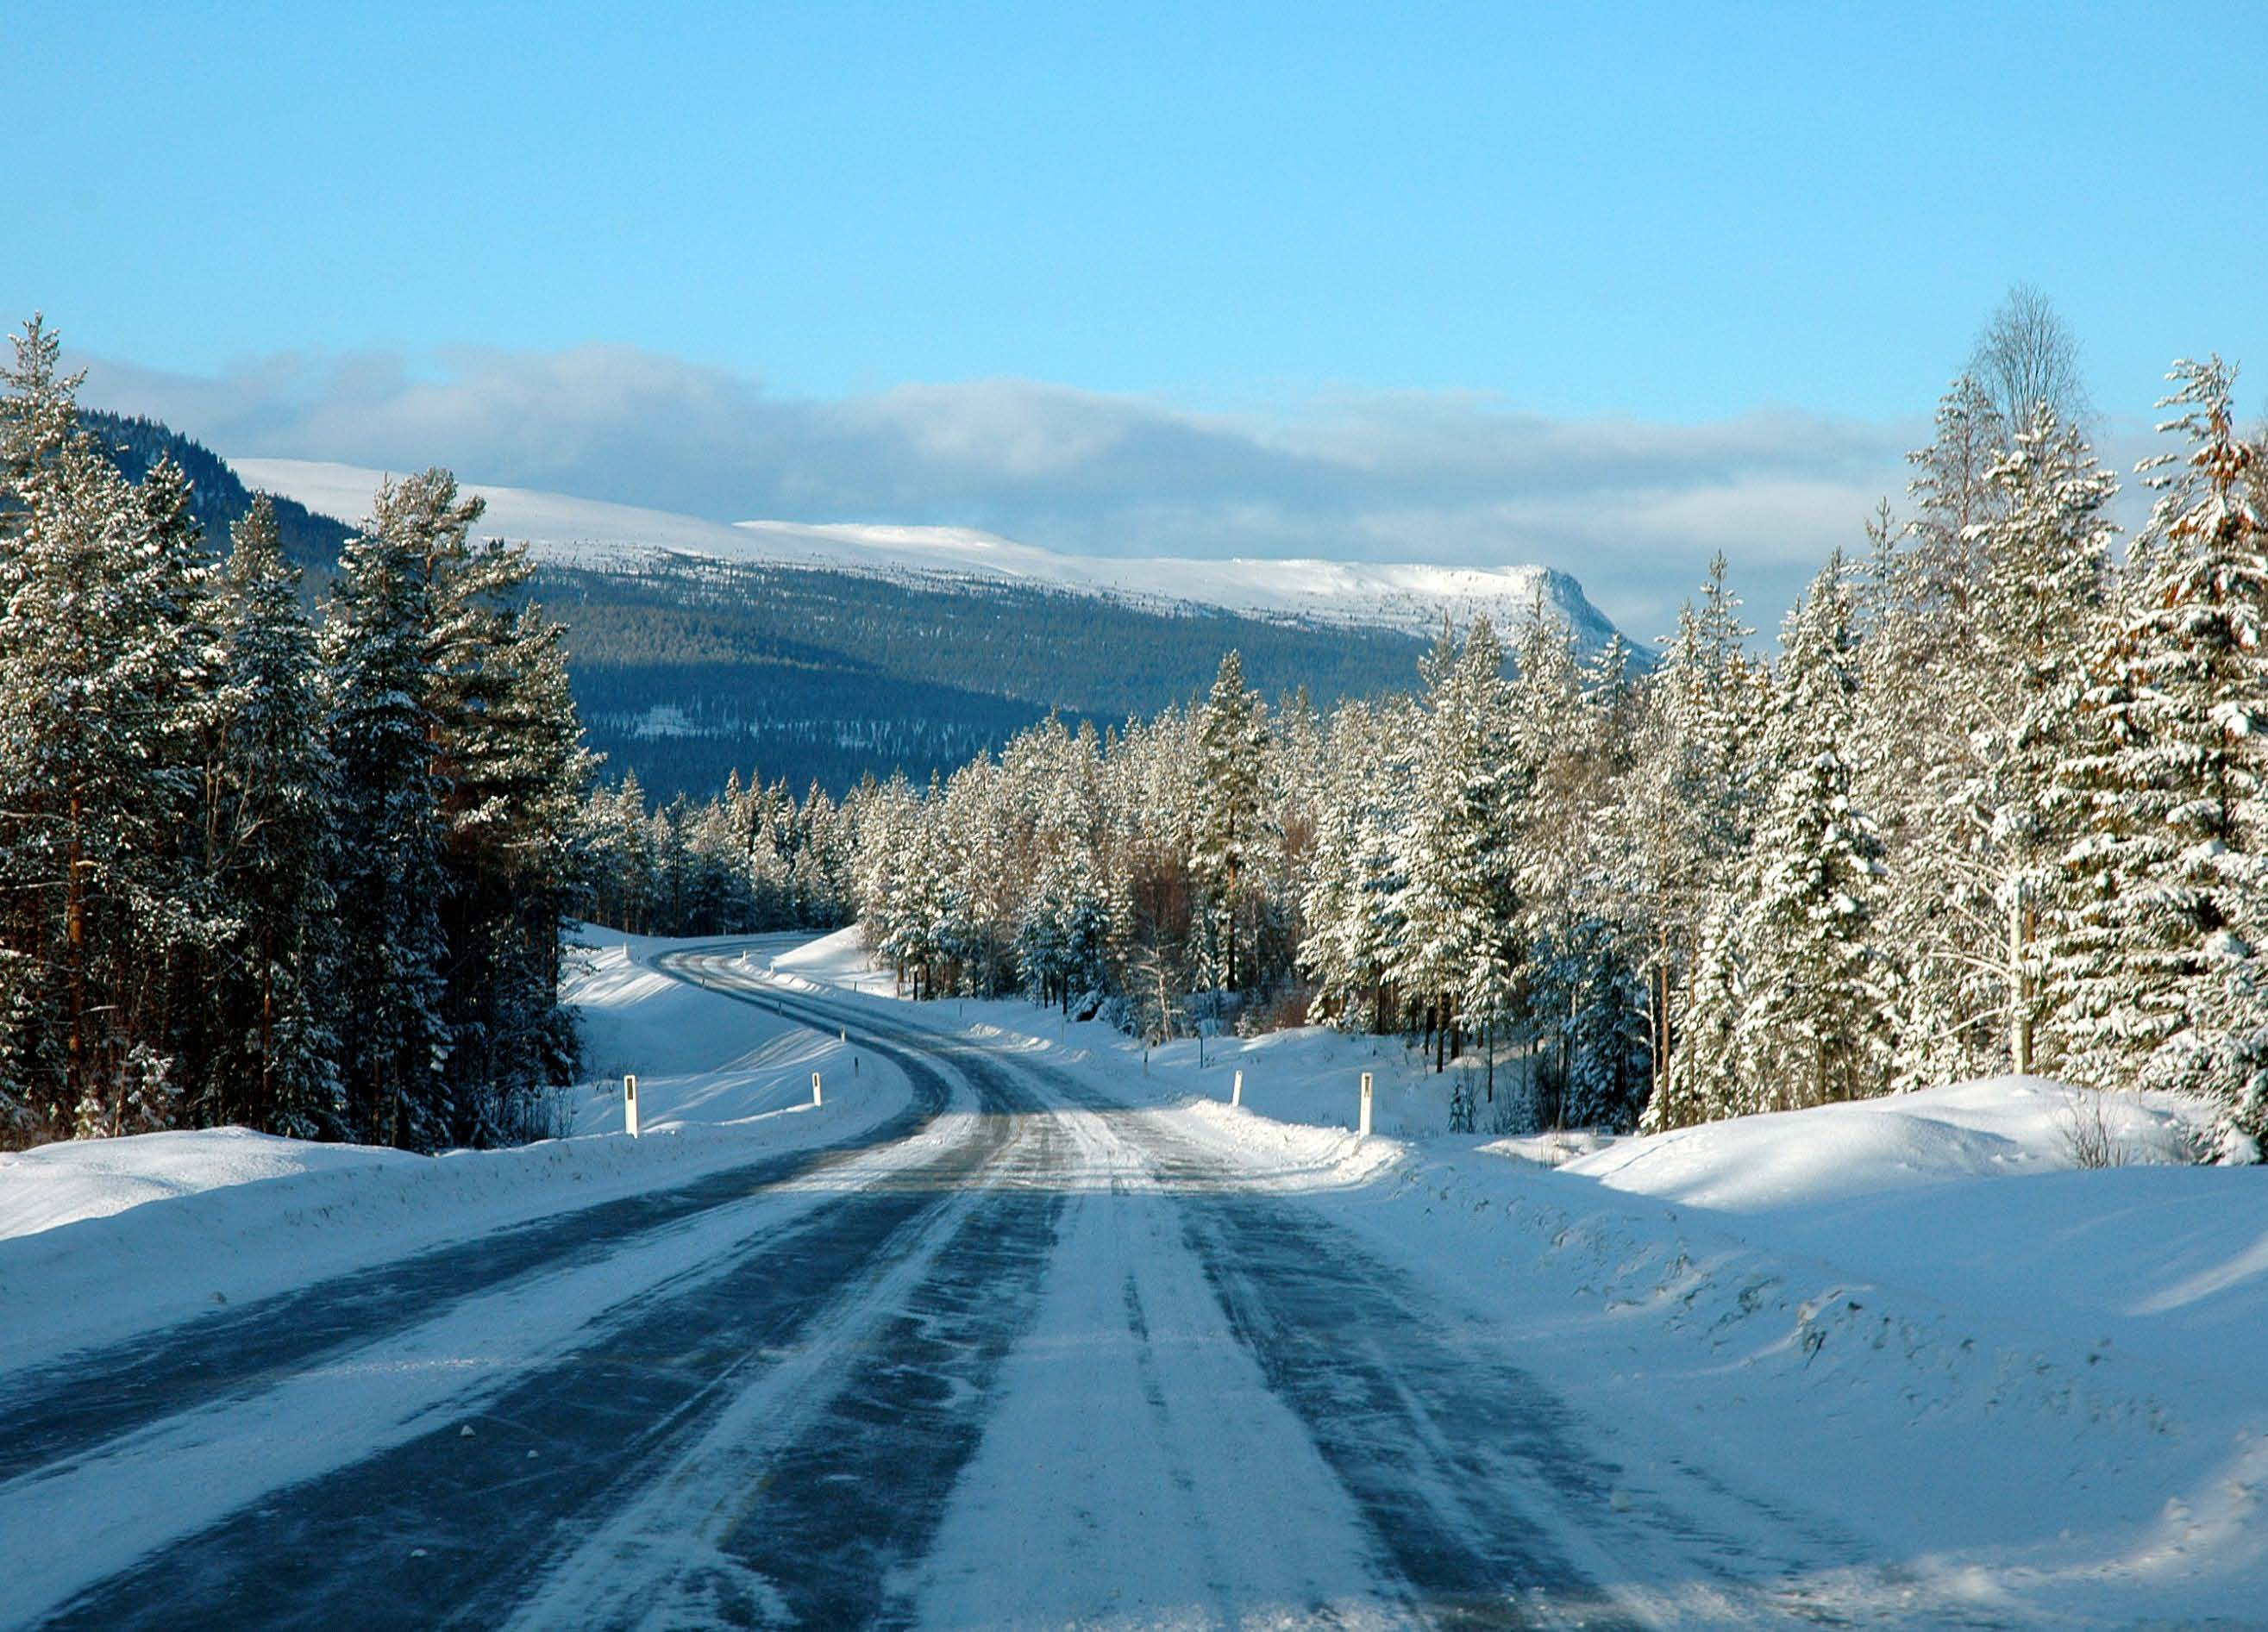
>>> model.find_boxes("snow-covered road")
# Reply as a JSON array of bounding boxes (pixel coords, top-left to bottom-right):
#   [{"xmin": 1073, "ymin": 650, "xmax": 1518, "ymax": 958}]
[{"xmin": 4, "ymin": 943, "xmax": 2256, "ymax": 1629}]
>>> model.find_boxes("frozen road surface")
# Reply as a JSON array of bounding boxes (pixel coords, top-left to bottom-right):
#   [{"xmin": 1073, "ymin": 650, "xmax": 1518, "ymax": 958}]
[{"xmin": 0, "ymin": 946, "xmax": 2177, "ymax": 1629}]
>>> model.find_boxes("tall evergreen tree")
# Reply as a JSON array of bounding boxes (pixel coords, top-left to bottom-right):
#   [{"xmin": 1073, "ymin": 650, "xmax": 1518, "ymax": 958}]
[
  {"xmin": 2051, "ymin": 358, "xmax": 2268, "ymax": 1157},
  {"xmin": 1956, "ymin": 409, "xmax": 2116, "ymax": 1076},
  {"xmin": 204, "ymin": 497, "xmax": 341, "ymax": 1135},
  {"xmin": 1732, "ymin": 555, "xmax": 1889, "ymax": 1111},
  {"xmin": 1192, "ymin": 651, "xmax": 1269, "ymax": 993},
  {"xmin": 0, "ymin": 321, "xmax": 209, "ymax": 1139},
  {"xmin": 323, "ymin": 475, "xmax": 454, "ymax": 1148}
]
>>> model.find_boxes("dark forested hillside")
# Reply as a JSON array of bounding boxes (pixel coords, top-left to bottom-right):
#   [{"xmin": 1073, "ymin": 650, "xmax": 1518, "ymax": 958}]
[
  {"xmin": 543, "ymin": 557, "xmax": 1432, "ymax": 797},
  {"xmin": 81, "ymin": 412, "xmax": 354, "ymax": 575}
]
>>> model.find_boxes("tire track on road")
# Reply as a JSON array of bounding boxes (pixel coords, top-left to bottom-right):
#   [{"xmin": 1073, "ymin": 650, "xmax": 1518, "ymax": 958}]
[
  {"xmin": 38, "ymin": 1001, "xmax": 1024, "ymax": 1632},
  {"xmin": 0, "ymin": 1017, "xmax": 944, "ymax": 1487},
  {"xmin": 35, "ymin": 950, "xmax": 1077, "ymax": 1632}
]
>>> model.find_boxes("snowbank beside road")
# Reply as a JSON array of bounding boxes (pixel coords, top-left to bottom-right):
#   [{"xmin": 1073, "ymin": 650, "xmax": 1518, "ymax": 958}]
[
  {"xmin": 1544, "ymin": 1076, "xmax": 2209, "ymax": 1211},
  {"xmin": 0, "ymin": 1128, "xmax": 418, "ymax": 1242},
  {"xmin": 0, "ymin": 929, "xmax": 906, "ymax": 1369}
]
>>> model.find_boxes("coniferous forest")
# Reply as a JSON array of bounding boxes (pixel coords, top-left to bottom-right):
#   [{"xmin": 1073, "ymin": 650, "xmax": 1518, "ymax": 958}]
[{"xmin": 0, "ymin": 320, "xmax": 591, "ymax": 1150}]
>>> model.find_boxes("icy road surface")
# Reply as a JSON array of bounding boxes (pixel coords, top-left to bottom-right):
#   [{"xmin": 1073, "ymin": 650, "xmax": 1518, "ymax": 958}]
[{"xmin": 3, "ymin": 947, "xmax": 2070, "ymax": 1629}]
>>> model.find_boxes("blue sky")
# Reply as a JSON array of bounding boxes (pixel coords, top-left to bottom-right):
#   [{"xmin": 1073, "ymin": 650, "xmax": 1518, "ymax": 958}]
[{"xmin": 9, "ymin": 2, "xmax": 2264, "ymax": 634}]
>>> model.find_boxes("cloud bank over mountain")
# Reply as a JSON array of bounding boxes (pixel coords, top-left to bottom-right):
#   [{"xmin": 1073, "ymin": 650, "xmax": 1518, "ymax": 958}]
[{"xmin": 83, "ymin": 343, "xmax": 1920, "ymax": 639}]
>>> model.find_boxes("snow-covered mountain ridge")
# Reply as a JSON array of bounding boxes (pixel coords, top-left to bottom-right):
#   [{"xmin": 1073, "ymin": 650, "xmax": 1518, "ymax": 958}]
[{"xmin": 234, "ymin": 459, "xmax": 1631, "ymax": 656}]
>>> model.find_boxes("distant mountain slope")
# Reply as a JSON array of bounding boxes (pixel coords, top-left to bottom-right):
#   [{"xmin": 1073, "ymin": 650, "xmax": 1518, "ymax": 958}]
[
  {"xmin": 236, "ymin": 458, "xmax": 1636, "ymax": 660},
  {"xmin": 81, "ymin": 415, "xmax": 353, "ymax": 573},
  {"xmin": 543, "ymin": 555, "xmax": 1432, "ymax": 798},
  {"xmin": 98, "ymin": 444, "xmax": 1630, "ymax": 799}
]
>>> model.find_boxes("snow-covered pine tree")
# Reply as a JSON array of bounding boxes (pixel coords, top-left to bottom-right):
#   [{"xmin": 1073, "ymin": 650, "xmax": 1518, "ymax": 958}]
[
  {"xmin": 1904, "ymin": 375, "xmax": 2007, "ymax": 617},
  {"xmin": 2049, "ymin": 358, "xmax": 2268, "ymax": 1158},
  {"xmin": 1862, "ymin": 377, "xmax": 2013, "ymax": 1088},
  {"xmin": 1450, "ymin": 619, "xmax": 1523, "ymax": 1105},
  {"xmin": 796, "ymin": 780, "xmax": 857, "ymax": 926},
  {"xmin": 1663, "ymin": 897, "xmax": 1745, "ymax": 1126},
  {"xmin": 456, "ymin": 604, "xmax": 592, "ymax": 1137},
  {"xmin": 1505, "ymin": 607, "xmax": 1585, "ymax": 1113},
  {"xmin": 938, "ymin": 754, "xmax": 1014, "ymax": 995},
  {"xmin": 1297, "ymin": 699, "xmax": 1407, "ymax": 1033},
  {"xmin": 854, "ymin": 772, "xmax": 923, "ymax": 987},
  {"xmin": 406, "ymin": 499, "xmax": 592, "ymax": 1143},
  {"xmin": 1553, "ymin": 636, "xmax": 1652, "ymax": 1130},
  {"xmin": 323, "ymin": 475, "xmax": 455, "ymax": 1149},
  {"xmin": 0, "ymin": 320, "xmax": 210, "ymax": 1140}
]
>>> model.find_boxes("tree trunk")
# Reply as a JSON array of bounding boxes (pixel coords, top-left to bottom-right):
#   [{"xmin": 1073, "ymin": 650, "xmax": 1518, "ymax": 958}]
[
  {"xmin": 66, "ymin": 787, "xmax": 88, "ymax": 1126},
  {"xmin": 2009, "ymin": 886, "xmax": 2033, "ymax": 1075}
]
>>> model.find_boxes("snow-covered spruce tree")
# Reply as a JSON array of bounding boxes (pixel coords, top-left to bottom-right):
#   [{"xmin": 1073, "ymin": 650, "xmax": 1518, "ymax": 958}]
[
  {"xmin": 2049, "ymin": 358, "xmax": 2268, "ymax": 1158},
  {"xmin": 1192, "ymin": 651, "xmax": 1269, "ymax": 998},
  {"xmin": 1903, "ymin": 375, "xmax": 2008, "ymax": 616},
  {"xmin": 680, "ymin": 785, "xmax": 753, "ymax": 934},
  {"xmin": 1551, "ymin": 637, "xmax": 1653, "ymax": 1130},
  {"xmin": 323, "ymin": 475, "xmax": 455, "ymax": 1149},
  {"xmin": 1504, "ymin": 607, "xmax": 1584, "ymax": 1114},
  {"xmin": 1297, "ymin": 699, "xmax": 1409, "ymax": 1033},
  {"xmin": 589, "ymin": 770, "xmax": 658, "ymax": 934},
  {"xmin": 1731, "ymin": 553, "xmax": 1891, "ymax": 1112},
  {"xmin": 1112, "ymin": 704, "xmax": 1202, "ymax": 1040},
  {"xmin": 1388, "ymin": 621, "xmax": 1516, "ymax": 1073},
  {"xmin": 1016, "ymin": 855, "xmax": 1111, "ymax": 1011},
  {"xmin": 201, "ymin": 497, "xmax": 341, "ymax": 1136},
  {"xmin": 1450, "ymin": 619, "xmax": 1525, "ymax": 1104},
  {"xmin": 939, "ymin": 754, "xmax": 1017, "ymax": 995},
  {"xmin": 410, "ymin": 503, "xmax": 593, "ymax": 1144},
  {"xmin": 853, "ymin": 772, "xmax": 921, "ymax": 989},
  {"xmin": 450, "ymin": 605, "xmax": 592, "ymax": 1141},
  {"xmin": 793, "ymin": 780, "xmax": 858, "ymax": 926},
  {"xmin": 1664, "ymin": 897, "xmax": 1746, "ymax": 1125},
  {"xmin": 1636, "ymin": 557, "xmax": 1762, "ymax": 1131}
]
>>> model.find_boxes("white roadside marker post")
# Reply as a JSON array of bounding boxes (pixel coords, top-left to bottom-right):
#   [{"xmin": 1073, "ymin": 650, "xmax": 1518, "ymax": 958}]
[
  {"xmin": 624, "ymin": 1074, "xmax": 641, "ymax": 1139},
  {"xmin": 1232, "ymin": 1069, "xmax": 1244, "ymax": 1109},
  {"xmin": 1358, "ymin": 1071, "xmax": 1374, "ymax": 1138},
  {"xmin": 811, "ymin": 1072, "xmax": 824, "ymax": 1108}
]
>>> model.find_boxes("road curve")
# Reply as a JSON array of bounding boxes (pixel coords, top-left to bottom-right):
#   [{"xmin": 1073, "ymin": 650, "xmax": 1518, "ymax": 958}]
[{"xmin": 5, "ymin": 943, "xmax": 1920, "ymax": 1630}]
